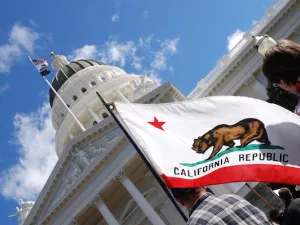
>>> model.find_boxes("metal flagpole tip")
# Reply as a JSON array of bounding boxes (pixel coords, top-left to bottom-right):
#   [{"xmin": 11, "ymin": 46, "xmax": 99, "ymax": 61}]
[
  {"xmin": 109, "ymin": 104, "xmax": 115, "ymax": 110},
  {"xmin": 50, "ymin": 52, "xmax": 55, "ymax": 58}
]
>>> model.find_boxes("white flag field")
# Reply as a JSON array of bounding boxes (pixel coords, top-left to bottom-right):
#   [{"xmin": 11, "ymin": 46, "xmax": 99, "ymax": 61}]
[{"xmin": 114, "ymin": 96, "xmax": 300, "ymax": 188}]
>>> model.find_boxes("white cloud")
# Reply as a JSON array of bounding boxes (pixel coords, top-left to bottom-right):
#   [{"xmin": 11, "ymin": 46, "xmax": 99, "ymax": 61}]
[
  {"xmin": 69, "ymin": 36, "xmax": 179, "ymax": 83},
  {"xmin": 100, "ymin": 40, "xmax": 138, "ymax": 67},
  {"xmin": 112, "ymin": 13, "xmax": 119, "ymax": 22},
  {"xmin": 151, "ymin": 52, "xmax": 166, "ymax": 70},
  {"xmin": 227, "ymin": 29, "xmax": 245, "ymax": 51},
  {"xmin": 0, "ymin": 102, "xmax": 57, "ymax": 200},
  {"xmin": 147, "ymin": 70, "xmax": 162, "ymax": 84},
  {"xmin": 161, "ymin": 38, "xmax": 180, "ymax": 54},
  {"xmin": 143, "ymin": 10, "xmax": 149, "ymax": 18},
  {"xmin": 138, "ymin": 35, "xmax": 153, "ymax": 49},
  {"xmin": 151, "ymin": 37, "xmax": 180, "ymax": 71},
  {"xmin": 68, "ymin": 45, "xmax": 98, "ymax": 61},
  {"xmin": 9, "ymin": 23, "xmax": 40, "ymax": 53},
  {"xmin": 29, "ymin": 20, "xmax": 39, "ymax": 28},
  {"xmin": 0, "ymin": 23, "xmax": 41, "ymax": 73},
  {"xmin": 131, "ymin": 56, "xmax": 142, "ymax": 70},
  {"xmin": 0, "ymin": 83, "xmax": 10, "ymax": 93},
  {"xmin": 0, "ymin": 44, "xmax": 22, "ymax": 73}
]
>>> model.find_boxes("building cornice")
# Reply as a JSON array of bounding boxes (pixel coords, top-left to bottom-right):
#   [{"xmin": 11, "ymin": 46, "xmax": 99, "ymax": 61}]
[{"xmin": 188, "ymin": 0, "xmax": 297, "ymax": 98}]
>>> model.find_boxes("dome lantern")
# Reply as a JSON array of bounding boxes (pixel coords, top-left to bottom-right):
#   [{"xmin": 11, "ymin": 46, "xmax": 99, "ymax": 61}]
[{"xmin": 50, "ymin": 52, "xmax": 70, "ymax": 71}]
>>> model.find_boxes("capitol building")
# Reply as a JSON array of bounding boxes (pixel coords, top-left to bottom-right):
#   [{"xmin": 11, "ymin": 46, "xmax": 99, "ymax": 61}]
[{"xmin": 14, "ymin": 0, "xmax": 300, "ymax": 224}]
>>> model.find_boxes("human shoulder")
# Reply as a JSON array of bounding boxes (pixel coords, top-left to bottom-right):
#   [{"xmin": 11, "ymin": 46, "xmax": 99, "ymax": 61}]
[
  {"xmin": 289, "ymin": 198, "xmax": 300, "ymax": 209},
  {"xmin": 218, "ymin": 194, "xmax": 248, "ymax": 202}
]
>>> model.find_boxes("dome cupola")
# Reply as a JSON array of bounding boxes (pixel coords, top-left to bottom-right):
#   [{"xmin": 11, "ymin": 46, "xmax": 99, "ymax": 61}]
[{"xmin": 49, "ymin": 52, "xmax": 105, "ymax": 106}]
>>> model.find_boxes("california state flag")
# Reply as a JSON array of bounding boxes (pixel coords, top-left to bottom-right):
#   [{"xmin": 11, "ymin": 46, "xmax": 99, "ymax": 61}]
[{"xmin": 114, "ymin": 96, "xmax": 300, "ymax": 188}]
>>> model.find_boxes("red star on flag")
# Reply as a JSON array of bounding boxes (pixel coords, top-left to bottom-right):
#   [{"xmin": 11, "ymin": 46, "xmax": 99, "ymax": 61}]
[{"xmin": 148, "ymin": 116, "xmax": 165, "ymax": 131}]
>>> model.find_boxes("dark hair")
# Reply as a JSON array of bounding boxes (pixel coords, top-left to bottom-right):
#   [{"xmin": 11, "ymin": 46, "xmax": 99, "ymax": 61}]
[
  {"xmin": 262, "ymin": 39, "xmax": 300, "ymax": 86},
  {"xmin": 269, "ymin": 209, "xmax": 283, "ymax": 223},
  {"xmin": 278, "ymin": 187, "xmax": 293, "ymax": 201},
  {"xmin": 170, "ymin": 188, "xmax": 197, "ymax": 201}
]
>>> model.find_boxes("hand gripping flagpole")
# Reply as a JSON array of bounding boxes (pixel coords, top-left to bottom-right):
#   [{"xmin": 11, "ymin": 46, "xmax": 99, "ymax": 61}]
[
  {"xmin": 28, "ymin": 56, "xmax": 86, "ymax": 132},
  {"xmin": 96, "ymin": 92, "xmax": 188, "ymax": 222}
]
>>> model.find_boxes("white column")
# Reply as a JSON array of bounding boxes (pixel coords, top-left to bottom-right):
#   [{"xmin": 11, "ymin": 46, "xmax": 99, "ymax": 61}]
[
  {"xmin": 244, "ymin": 75, "xmax": 268, "ymax": 99},
  {"xmin": 252, "ymin": 80, "xmax": 268, "ymax": 99},
  {"xmin": 118, "ymin": 90, "xmax": 130, "ymax": 103},
  {"xmin": 88, "ymin": 108, "xmax": 101, "ymax": 122},
  {"xmin": 115, "ymin": 170, "xmax": 166, "ymax": 225},
  {"xmin": 91, "ymin": 194, "xmax": 120, "ymax": 225}
]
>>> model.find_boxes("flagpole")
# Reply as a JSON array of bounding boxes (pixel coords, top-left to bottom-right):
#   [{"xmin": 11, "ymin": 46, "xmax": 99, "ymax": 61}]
[
  {"xmin": 96, "ymin": 92, "xmax": 188, "ymax": 222},
  {"xmin": 28, "ymin": 56, "xmax": 86, "ymax": 132},
  {"xmin": 245, "ymin": 183, "xmax": 274, "ymax": 209}
]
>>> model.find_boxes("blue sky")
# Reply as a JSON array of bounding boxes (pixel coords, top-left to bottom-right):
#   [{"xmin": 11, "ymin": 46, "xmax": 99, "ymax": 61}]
[{"xmin": 0, "ymin": 0, "xmax": 275, "ymax": 224}]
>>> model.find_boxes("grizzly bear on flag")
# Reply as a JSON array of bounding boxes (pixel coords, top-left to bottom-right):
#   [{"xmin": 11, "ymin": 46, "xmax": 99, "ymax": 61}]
[{"xmin": 192, "ymin": 118, "xmax": 271, "ymax": 160}]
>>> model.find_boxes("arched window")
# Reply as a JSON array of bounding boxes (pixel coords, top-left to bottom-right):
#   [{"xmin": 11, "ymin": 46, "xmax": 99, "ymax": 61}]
[
  {"xmin": 93, "ymin": 121, "xmax": 98, "ymax": 125},
  {"xmin": 73, "ymin": 96, "xmax": 78, "ymax": 101},
  {"xmin": 81, "ymin": 88, "xmax": 87, "ymax": 93},
  {"xmin": 91, "ymin": 81, "xmax": 96, "ymax": 86},
  {"xmin": 102, "ymin": 112, "xmax": 109, "ymax": 118}
]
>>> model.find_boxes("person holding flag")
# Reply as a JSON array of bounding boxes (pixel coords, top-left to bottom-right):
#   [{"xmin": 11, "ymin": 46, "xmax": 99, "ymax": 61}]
[
  {"xmin": 171, "ymin": 187, "xmax": 271, "ymax": 224},
  {"xmin": 96, "ymin": 90, "xmax": 300, "ymax": 223}
]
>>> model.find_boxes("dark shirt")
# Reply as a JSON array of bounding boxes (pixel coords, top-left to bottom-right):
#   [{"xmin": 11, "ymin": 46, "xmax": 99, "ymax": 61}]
[
  {"xmin": 188, "ymin": 193, "xmax": 270, "ymax": 225},
  {"xmin": 282, "ymin": 198, "xmax": 300, "ymax": 225}
]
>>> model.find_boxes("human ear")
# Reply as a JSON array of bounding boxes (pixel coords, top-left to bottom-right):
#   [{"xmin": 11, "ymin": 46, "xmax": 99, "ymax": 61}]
[{"xmin": 279, "ymin": 80, "xmax": 289, "ymax": 86}]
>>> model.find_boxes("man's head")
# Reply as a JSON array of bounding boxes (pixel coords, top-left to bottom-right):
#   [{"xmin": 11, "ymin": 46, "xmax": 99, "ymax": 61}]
[
  {"xmin": 278, "ymin": 187, "xmax": 293, "ymax": 203},
  {"xmin": 262, "ymin": 39, "xmax": 300, "ymax": 94},
  {"xmin": 171, "ymin": 187, "xmax": 206, "ymax": 209}
]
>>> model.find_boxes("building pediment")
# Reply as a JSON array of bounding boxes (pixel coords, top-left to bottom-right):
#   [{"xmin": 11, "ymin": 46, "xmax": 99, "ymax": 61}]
[
  {"xmin": 24, "ymin": 82, "xmax": 186, "ymax": 225},
  {"xmin": 24, "ymin": 118, "xmax": 125, "ymax": 225}
]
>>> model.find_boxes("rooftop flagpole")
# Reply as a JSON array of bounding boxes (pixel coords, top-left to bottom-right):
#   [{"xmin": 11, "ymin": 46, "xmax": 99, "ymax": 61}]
[
  {"xmin": 95, "ymin": 92, "xmax": 188, "ymax": 222},
  {"xmin": 28, "ymin": 56, "xmax": 86, "ymax": 132}
]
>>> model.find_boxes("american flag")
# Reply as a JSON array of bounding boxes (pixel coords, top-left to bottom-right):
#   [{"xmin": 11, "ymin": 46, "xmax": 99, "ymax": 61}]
[
  {"xmin": 29, "ymin": 56, "xmax": 51, "ymax": 76},
  {"xmin": 32, "ymin": 58, "xmax": 47, "ymax": 65},
  {"xmin": 31, "ymin": 58, "xmax": 49, "ymax": 72}
]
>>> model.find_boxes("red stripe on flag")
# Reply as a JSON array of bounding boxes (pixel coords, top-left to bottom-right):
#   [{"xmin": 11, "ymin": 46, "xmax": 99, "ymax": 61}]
[{"xmin": 161, "ymin": 164, "xmax": 300, "ymax": 188}]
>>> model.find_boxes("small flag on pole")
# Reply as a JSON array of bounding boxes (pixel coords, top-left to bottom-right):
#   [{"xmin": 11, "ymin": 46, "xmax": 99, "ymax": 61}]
[
  {"xmin": 114, "ymin": 96, "xmax": 300, "ymax": 188},
  {"xmin": 29, "ymin": 57, "xmax": 51, "ymax": 76}
]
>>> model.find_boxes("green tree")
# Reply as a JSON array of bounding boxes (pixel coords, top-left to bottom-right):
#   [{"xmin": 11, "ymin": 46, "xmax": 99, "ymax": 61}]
[{"xmin": 266, "ymin": 87, "xmax": 298, "ymax": 112}]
